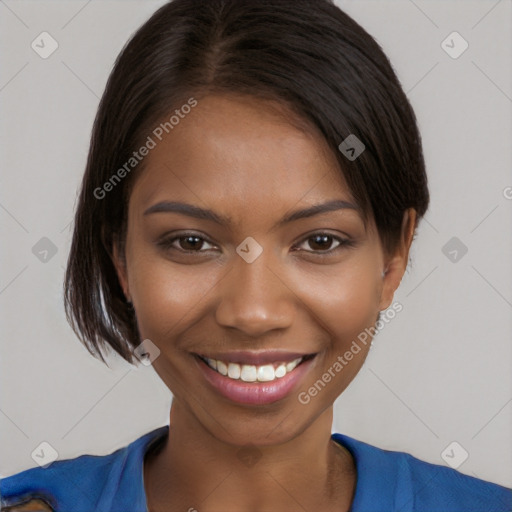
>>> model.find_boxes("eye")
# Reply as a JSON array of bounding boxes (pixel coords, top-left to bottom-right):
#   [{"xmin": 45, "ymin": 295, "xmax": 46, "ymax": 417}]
[
  {"xmin": 293, "ymin": 232, "xmax": 352, "ymax": 254},
  {"xmin": 157, "ymin": 231, "xmax": 353, "ymax": 257},
  {"xmin": 158, "ymin": 232, "xmax": 217, "ymax": 253}
]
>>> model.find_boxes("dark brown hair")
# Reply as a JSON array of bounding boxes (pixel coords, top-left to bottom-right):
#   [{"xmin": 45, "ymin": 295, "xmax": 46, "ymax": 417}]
[{"xmin": 64, "ymin": 0, "xmax": 429, "ymax": 365}]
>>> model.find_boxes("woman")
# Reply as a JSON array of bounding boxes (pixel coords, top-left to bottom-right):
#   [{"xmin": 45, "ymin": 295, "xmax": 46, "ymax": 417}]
[{"xmin": 1, "ymin": 0, "xmax": 510, "ymax": 510}]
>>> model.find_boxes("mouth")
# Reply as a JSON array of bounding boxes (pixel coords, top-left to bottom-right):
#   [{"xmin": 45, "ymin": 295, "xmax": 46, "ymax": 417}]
[
  {"xmin": 193, "ymin": 351, "xmax": 318, "ymax": 405},
  {"xmin": 196, "ymin": 353, "xmax": 316, "ymax": 382}
]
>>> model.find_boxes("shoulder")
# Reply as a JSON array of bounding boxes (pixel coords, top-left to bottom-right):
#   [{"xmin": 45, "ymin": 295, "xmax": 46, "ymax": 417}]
[
  {"xmin": 332, "ymin": 433, "xmax": 512, "ymax": 511},
  {"xmin": 0, "ymin": 425, "xmax": 168, "ymax": 511}
]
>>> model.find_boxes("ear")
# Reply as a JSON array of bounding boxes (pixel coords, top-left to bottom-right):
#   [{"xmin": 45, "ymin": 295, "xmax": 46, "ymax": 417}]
[
  {"xmin": 378, "ymin": 208, "xmax": 417, "ymax": 311},
  {"xmin": 111, "ymin": 237, "xmax": 131, "ymax": 303}
]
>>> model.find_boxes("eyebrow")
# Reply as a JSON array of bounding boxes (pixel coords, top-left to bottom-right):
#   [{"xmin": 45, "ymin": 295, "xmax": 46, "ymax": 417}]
[{"xmin": 143, "ymin": 199, "xmax": 361, "ymax": 228}]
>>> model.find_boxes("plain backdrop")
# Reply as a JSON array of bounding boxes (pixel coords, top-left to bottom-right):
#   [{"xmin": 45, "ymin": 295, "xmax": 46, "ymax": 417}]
[{"xmin": 1, "ymin": 0, "xmax": 511, "ymax": 488}]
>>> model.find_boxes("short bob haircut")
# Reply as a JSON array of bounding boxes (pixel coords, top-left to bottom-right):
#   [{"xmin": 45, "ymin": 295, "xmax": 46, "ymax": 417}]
[{"xmin": 64, "ymin": 0, "xmax": 429, "ymax": 366}]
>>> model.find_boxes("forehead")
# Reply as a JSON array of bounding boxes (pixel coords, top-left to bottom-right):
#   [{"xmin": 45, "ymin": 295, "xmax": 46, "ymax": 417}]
[{"xmin": 131, "ymin": 94, "xmax": 355, "ymax": 220}]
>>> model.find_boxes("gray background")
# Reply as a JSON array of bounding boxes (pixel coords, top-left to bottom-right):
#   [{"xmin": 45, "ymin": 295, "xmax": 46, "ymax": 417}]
[{"xmin": 1, "ymin": 0, "xmax": 511, "ymax": 488}]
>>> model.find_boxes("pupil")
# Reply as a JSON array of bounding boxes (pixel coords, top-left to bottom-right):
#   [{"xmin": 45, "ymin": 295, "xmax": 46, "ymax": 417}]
[
  {"xmin": 311, "ymin": 235, "xmax": 330, "ymax": 250},
  {"xmin": 182, "ymin": 236, "xmax": 201, "ymax": 250}
]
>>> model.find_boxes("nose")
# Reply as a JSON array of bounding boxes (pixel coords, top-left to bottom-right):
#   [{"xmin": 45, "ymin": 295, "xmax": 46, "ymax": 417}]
[{"xmin": 214, "ymin": 248, "xmax": 295, "ymax": 337}]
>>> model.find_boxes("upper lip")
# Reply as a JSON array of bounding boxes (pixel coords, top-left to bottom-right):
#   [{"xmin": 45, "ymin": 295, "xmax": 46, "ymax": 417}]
[{"xmin": 196, "ymin": 350, "xmax": 315, "ymax": 365}]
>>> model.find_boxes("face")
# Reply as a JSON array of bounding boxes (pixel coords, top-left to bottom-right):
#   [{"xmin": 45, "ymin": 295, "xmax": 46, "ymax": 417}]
[{"xmin": 113, "ymin": 94, "xmax": 411, "ymax": 447}]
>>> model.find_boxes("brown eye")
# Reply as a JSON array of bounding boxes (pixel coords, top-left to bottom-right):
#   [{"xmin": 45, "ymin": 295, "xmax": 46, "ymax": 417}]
[
  {"xmin": 307, "ymin": 234, "xmax": 337, "ymax": 251},
  {"xmin": 177, "ymin": 235, "xmax": 206, "ymax": 251},
  {"xmin": 158, "ymin": 232, "xmax": 216, "ymax": 253},
  {"xmin": 295, "ymin": 232, "xmax": 352, "ymax": 254}
]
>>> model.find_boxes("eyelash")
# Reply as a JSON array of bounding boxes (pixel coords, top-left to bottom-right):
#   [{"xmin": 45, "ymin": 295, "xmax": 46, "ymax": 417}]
[{"xmin": 157, "ymin": 231, "xmax": 354, "ymax": 257}]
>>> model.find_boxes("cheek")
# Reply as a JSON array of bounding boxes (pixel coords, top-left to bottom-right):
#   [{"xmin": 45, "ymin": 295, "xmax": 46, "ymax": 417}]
[
  {"xmin": 293, "ymin": 256, "xmax": 382, "ymax": 400},
  {"xmin": 127, "ymin": 252, "xmax": 223, "ymax": 341},
  {"xmin": 294, "ymin": 255, "xmax": 382, "ymax": 343}
]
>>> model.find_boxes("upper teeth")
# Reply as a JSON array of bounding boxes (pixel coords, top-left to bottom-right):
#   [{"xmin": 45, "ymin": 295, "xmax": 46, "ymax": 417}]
[{"xmin": 204, "ymin": 357, "xmax": 303, "ymax": 382}]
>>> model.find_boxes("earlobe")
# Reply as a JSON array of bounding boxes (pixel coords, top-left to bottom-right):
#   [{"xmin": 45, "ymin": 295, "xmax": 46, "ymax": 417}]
[{"xmin": 378, "ymin": 208, "xmax": 417, "ymax": 311}]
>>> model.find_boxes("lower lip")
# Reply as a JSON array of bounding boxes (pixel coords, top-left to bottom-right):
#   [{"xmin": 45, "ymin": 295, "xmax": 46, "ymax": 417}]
[{"xmin": 195, "ymin": 355, "xmax": 316, "ymax": 405}]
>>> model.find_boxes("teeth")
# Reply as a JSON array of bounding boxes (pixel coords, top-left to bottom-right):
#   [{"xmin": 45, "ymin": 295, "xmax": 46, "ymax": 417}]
[
  {"xmin": 257, "ymin": 364, "xmax": 275, "ymax": 382},
  {"xmin": 241, "ymin": 365, "xmax": 257, "ymax": 382},
  {"xmin": 286, "ymin": 360, "xmax": 298, "ymax": 372},
  {"xmin": 227, "ymin": 363, "xmax": 241, "ymax": 379},
  {"xmin": 216, "ymin": 360, "xmax": 228, "ymax": 376},
  {"xmin": 275, "ymin": 364, "xmax": 287, "ymax": 378},
  {"xmin": 203, "ymin": 356, "xmax": 304, "ymax": 382}
]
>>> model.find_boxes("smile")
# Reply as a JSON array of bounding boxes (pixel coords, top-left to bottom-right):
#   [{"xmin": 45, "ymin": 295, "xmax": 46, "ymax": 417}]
[
  {"xmin": 199, "ymin": 355, "xmax": 308, "ymax": 382},
  {"xmin": 194, "ymin": 352, "xmax": 318, "ymax": 405}
]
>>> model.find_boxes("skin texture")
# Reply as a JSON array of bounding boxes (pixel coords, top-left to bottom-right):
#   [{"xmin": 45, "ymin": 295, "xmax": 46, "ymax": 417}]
[{"xmin": 112, "ymin": 94, "xmax": 417, "ymax": 511}]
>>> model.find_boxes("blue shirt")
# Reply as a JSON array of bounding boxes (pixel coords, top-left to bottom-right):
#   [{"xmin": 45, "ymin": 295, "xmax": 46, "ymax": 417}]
[{"xmin": 1, "ymin": 425, "xmax": 510, "ymax": 511}]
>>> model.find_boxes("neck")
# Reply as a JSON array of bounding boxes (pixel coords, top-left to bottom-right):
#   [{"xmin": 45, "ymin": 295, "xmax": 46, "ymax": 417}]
[{"xmin": 144, "ymin": 400, "xmax": 356, "ymax": 511}]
